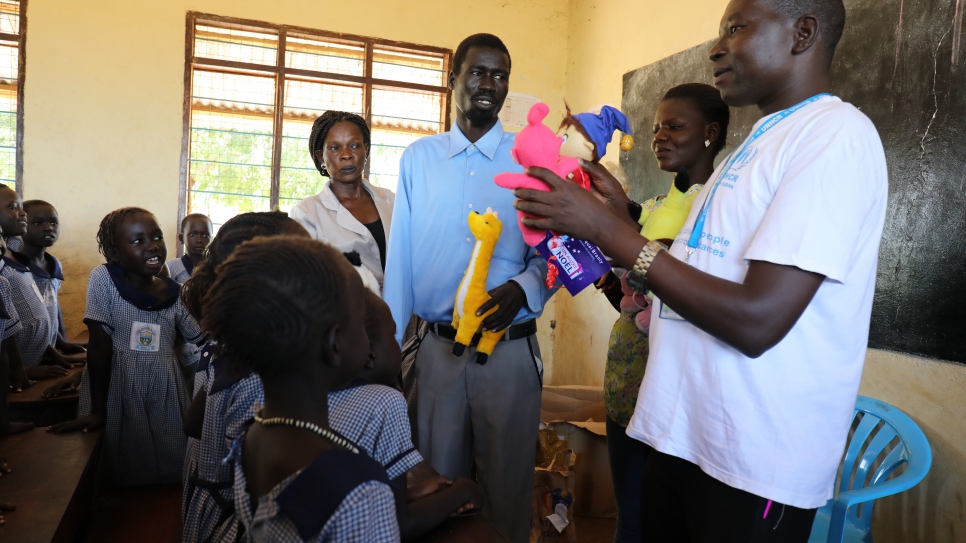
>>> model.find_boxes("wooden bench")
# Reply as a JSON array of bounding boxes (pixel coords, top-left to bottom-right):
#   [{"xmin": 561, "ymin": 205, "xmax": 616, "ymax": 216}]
[
  {"xmin": 0, "ymin": 427, "xmax": 101, "ymax": 543},
  {"xmin": 82, "ymin": 484, "xmax": 182, "ymax": 543},
  {"xmin": 7, "ymin": 365, "xmax": 85, "ymax": 426}
]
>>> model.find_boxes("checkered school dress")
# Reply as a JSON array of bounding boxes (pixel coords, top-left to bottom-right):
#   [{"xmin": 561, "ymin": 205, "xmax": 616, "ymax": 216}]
[
  {"xmin": 330, "ymin": 383, "xmax": 423, "ymax": 480},
  {"xmin": 182, "ymin": 343, "xmax": 214, "ymax": 532},
  {"xmin": 22, "ymin": 252, "xmax": 64, "ymax": 343},
  {"xmin": 84, "ymin": 263, "xmax": 203, "ymax": 488},
  {"xmin": 0, "ymin": 275, "xmax": 23, "ymax": 342},
  {"xmin": 228, "ymin": 429, "xmax": 400, "ymax": 543},
  {"xmin": 165, "ymin": 255, "xmax": 194, "ymax": 285},
  {"xmin": 5, "ymin": 235, "xmax": 22, "ymax": 252},
  {"xmin": 1, "ymin": 256, "xmax": 54, "ymax": 366},
  {"xmin": 183, "ymin": 346, "xmax": 262, "ymax": 543}
]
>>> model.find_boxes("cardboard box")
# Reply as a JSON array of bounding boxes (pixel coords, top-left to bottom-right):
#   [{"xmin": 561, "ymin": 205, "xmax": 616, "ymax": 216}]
[{"xmin": 540, "ymin": 386, "xmax": 616, "ymax": 519}]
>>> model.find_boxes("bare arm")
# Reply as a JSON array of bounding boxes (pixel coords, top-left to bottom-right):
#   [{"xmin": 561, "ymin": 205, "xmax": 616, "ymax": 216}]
[
  {"xmin": 183, "ymin": 388, "xmax": 207, "ymax": 439},
  {"xmin": 514, "ymin": 166, "xmax": 824, "ymax": 358}
]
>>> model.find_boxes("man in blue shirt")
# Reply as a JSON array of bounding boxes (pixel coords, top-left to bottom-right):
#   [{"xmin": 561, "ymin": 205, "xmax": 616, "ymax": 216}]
[{"xmin": 383, "ymin": 33, "xmax": 553, "ymax": 543}]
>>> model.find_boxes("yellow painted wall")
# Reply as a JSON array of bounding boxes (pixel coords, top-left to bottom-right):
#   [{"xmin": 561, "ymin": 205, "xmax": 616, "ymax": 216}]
[
  {"xmin": 20, "ymin": 0, "xmax": 571, "ymax": 341},
  {"xmin": 548, "ymin": 1, "xmax": 966, "ymax": 541}
]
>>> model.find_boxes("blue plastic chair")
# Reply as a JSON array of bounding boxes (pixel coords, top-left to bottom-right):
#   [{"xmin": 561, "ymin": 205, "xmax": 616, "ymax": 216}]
[{"xmin": 808, "ymin": 395, "xmax": 932, "ymax": 543}]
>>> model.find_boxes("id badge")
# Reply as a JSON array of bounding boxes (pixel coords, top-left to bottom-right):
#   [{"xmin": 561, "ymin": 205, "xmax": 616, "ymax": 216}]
[
  {"xmin": 659, "ymin": 301, "xmax": 686, "ymax": 321},
  {"xmin": 130, "ymin": 321, "xmax": 162, "ymax": 352}
]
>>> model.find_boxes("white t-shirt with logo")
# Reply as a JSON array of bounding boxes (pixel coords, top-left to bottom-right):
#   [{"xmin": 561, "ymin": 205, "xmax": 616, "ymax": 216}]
[{"xmin": 626, "ymin": 95, "xmax": 888, "ymax": 508}]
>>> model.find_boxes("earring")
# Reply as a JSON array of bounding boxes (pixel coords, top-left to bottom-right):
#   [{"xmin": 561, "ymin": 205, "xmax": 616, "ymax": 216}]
[{"xmin": 704, "ymin": 139, "xmax": 711, "ymax": 148}]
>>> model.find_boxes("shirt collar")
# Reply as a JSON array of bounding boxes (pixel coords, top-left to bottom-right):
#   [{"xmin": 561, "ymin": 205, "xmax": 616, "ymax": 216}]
[
  {"xmin": 447, "ymin": 120, "xmax": 506, "ymax": 160},
  {"xmin": 6, "ymin": 251, "xmax": 65, "ymax": 280},
  {"xmin": 320, "ymin": 178, "xmax": 383, "ymax": 212},
  {"xmin": 105, "ymin": 263, "xmax": 181, "ymax": 311},
  {"xmin": 180, "ymin": 254, "xmax": 194, "ymax": 277}
]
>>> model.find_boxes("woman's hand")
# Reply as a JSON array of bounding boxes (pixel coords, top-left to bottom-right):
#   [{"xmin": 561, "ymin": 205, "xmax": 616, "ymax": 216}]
[{"xmin": 407, "ymin": 475, "xmax": 453, "ymax": 503}]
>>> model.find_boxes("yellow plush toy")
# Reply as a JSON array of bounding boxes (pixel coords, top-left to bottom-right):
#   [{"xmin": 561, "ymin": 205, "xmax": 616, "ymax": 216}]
[{"xmin": 452, "ymin": 207, "xmax": 503, "ymax": 365}]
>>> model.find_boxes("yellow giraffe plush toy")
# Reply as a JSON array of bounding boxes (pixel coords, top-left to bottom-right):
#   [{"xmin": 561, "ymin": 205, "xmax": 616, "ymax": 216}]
[{"xmin": 452, "ymin": 207, "xmax": 503, "ymax": 365}]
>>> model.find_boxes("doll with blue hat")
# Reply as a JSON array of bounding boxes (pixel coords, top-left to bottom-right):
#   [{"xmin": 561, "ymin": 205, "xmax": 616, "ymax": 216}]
[{"xmin": 557, "ymin": 103, "xmax": 635, "ymax": 190}]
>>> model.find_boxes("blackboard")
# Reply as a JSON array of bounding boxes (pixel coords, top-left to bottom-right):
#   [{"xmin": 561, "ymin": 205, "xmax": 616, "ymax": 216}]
[{"xmin": 621, "ymin": 0, "xmax": 966, "ymax": 363}]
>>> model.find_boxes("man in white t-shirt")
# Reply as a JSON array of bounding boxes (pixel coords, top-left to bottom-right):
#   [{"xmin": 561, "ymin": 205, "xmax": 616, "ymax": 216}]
[{"xmin": 512, "ymin": 0, "xmax": 888, "ymax": 540}]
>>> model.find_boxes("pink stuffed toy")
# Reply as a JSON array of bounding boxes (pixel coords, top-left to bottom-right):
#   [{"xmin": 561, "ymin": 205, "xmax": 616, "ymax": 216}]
[
  {"xmin": 619, "ymin": 270, "xmax": 653, "ymax": 333},
  {"xmin": 494, "ymin": 103, "xmax": 579, "ymax": 247}
]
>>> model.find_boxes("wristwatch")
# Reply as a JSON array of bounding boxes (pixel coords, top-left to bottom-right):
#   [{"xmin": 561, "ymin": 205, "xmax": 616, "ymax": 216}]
[{"xmin": 626, "ymin": 240, "xmax": 667, "ymax": 293}]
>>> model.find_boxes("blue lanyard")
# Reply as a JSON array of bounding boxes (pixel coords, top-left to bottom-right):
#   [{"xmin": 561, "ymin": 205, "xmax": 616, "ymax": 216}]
[{"xmin": 686, "ymin": 93, "xmax": 831, "ymax": 252}]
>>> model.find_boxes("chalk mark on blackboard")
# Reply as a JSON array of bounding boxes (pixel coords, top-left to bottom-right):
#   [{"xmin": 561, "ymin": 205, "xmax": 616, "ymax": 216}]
[
  {"xmin": 953, "ymin": 0, "xmax": 963, "ymax": 69},
  {"xmin": 893, "ymin": 0, "xmax": 905, "ymax": 77}
]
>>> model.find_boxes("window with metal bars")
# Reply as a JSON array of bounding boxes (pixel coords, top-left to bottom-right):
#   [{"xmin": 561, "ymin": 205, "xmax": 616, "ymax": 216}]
[
  {"xmin": 0, "ymin": 0, "xmax": 24, "ymax": 191},
  {"xmin": 180, "ymin": 13, "xmax": 452, "ymax": 228}
]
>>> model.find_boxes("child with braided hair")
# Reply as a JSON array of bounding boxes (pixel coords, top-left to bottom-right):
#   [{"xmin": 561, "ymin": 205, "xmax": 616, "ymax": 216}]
[
  {"xmin": 180, "ymin": 211, "xmax": 310, "ymax": 543},
  {"xmin": 47, "ymin": 207, "xmax": 204, "ymax": 489},
  {"xmin": 207, "ymin": 236, "xmax": 398, "ymax": 542}
]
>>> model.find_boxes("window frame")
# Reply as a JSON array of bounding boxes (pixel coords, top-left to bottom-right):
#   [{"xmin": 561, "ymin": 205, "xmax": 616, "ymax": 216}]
[
  {"xmin": 179, "ymin": 11, "xmax": 452, "ymax": 227},
  {"xmin": 0, "ymin": 0, "xmax": 27, "ymax": 193}
]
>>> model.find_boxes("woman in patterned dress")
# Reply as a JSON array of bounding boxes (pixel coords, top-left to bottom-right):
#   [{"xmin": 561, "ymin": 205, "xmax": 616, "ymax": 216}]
[{"xmin": 601, "ymin": 84, "xmax": 729, "ymax": 543}]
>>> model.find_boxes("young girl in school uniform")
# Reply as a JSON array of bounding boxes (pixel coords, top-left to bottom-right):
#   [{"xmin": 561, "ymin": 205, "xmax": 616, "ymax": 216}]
[
  {"xmin": 205, "ymin": 236, "xmax": 399, "ymax": 542},
  {"xmin": 48, "ymin": 207, "xmax": 204, "ymax": 488},
  {"xmin": 180, "ymin": 211, "xmax": 310, "ymax": 543},
  {"xmin": 20, "ymin": 200, "xmax": 86, "ymax": 354},
  {"xmin": 165, "ymin": 213, "xmax": 212, "ymax": 285},
  {"xmin": 0, "ymin": 188, "xmax": 72, "ymax": 382}
]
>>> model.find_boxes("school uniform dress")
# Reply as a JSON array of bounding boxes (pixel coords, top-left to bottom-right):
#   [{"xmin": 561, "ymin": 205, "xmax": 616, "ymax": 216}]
[
  {"xmin": 4, "ymin": 235, "xmax": 22, "ymax": 252},
  {"xmin": 228, "ymin": 430, "xmax": 400, "ymax": 543},
  {"xmin": 84, "ymin": 263, "xmax": 204, "ymax": 487},
  {"xmin": 1, "ymin": 255, "xmax": 54, "ymax": 366},
  {"xmin": 182, "ymin": 341, "xmax": 214, "ymax": 539},
  {"xmin": 627, "ymin": 95, "xmax": 888, "ymax": 520},
  {"xmin": 0, "ymin": 275, "xmax": 23, "ymax": 343},
  {"xmin": 19, "ymin": 252, "xmax": 65, "ymax": 342},
  {"xmin": 183, "ymin": 345, "xmax": 262, "ymax": 543},
  {"xmin": 166, "ymin": 254, "xmax": 195, "ymax": 285},
  {"xmin": 289, "ymin": 179, "xmax": 394, "ymax": 290},
  {"xmin": 329, "ymin": 382, "xmax": 423, "ymax": 480}
]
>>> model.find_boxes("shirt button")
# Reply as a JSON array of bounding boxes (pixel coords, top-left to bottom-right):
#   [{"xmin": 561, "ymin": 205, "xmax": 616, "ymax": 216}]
[
  {"xmin": 468, "ymin": 204, "xmax": 473, "ymax": 209},
  {"xmin": 470, "ymin": 172, "xmax": 475, "ymax": 176},
  {"xmin": 466, "ymin": 238, "xmax": 472, "ymax": 243}
]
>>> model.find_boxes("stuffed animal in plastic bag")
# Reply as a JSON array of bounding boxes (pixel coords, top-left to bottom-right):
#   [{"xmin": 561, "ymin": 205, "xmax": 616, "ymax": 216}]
[
  {"xmin": 451, "ymin": 207, "xmax": 502, "ymax": 365},
  {"xmin": 494, "ymin": 103, "xmax": 579, "ymax": 247}
]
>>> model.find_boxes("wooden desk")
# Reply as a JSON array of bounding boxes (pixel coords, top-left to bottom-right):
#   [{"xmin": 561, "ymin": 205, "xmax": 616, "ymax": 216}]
[
  {"xmin": 411, "ymin": 467, "xmax": 510, "ymax": 543},
  {"xmin": 0, "ymin": 428, "xmax": 101, "ymax": 543},
  {"xmin": 82, "ymin": 484, "xmax": 182, "ymax": 543},
  {"xmin": 8, "ymin": 365, "xmax": 85, "ymax": 426}
]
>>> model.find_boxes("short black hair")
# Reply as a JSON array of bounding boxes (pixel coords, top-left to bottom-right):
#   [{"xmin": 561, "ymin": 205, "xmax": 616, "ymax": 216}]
[
  {"xmin": 771, "ymin": 0, "xmax": 846, "ymax": 64},
  {"xmin": 180, "ymin": 213, "xmax": 212, "ymax": 232},
  {"xmin": 452, "ymin": 33, "xmax": 511, "ymax": 76},
  {"xmin": 181, "ymin": 211, "xmax": 297, "ymax": 322},
  {"xmin": 96, "ymin": 207, "xmax": 154, "ymax": 264},
  {"xmin": 308, "ymin": 111, "xmax": 371, "ymax": 177},
  {"xmin": 23, "ymin": 200, "xmax": 55, "ymax": 214},
  {"xmin": 662, "ymin": 83, "xmax": 731, "ymax": 156},
  {"xmin": 202, "ymin": 236, "xmax": 354, "ymax": 380}
]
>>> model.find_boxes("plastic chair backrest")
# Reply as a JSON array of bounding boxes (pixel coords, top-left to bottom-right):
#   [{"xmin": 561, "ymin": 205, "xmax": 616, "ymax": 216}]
[{"xmin": 830, "ymin": 396, "xmax": 932, "ymax": 536}]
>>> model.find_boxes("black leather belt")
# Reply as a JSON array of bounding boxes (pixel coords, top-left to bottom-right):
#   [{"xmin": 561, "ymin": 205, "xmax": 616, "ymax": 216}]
[{"xmin": 430, "ymin": 319, "xmax": 537, "ymax": 345}]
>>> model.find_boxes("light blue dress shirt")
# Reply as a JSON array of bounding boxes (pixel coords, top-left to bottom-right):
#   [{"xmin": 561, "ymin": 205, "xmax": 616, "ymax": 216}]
[{"xmin": 384, "ymin": 120, "xmax": 553, "ymax": 345}]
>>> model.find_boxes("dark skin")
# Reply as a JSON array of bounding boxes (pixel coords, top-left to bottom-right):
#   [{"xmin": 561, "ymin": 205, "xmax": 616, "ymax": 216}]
[
  {"xmin": 513, "ymin": 0, "xmax": 830, "ymax": 359},
  {"xmin": 181, "ymin": 221, "xmax": 311, "ymax": 438},
  {"xmin": 352, "ymin": 291, "xmax": 482, "ymax": 539},
  {"xmin": 48, "ymin": 212, "xmax": 171, "ymax": 433},
  {"xmin": 317, "ymin": 121, "xmax": 381, "ymax": 227},
  {"xmin": 179, "ymin": 216, "xmax": 212, "ymax": 268},
  {"xmin": 447, "ymin": 45, "xmax": 527, "ymax": 331},
  {"xmin": 21, "ymin": 205, "xmax": 87, "ymax": 365}
]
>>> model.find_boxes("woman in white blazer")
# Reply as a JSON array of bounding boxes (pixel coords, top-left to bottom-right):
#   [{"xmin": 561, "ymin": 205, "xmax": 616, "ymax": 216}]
[{"xmin": 290, "ymin": 112, "xmax": 394, "ymax": 291}]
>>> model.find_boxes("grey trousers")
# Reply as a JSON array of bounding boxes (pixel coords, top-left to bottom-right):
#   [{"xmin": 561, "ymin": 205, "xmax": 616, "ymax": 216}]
[{"xmin": 416, "ymin": 330, "xmax": 543, "ymax": 543}]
